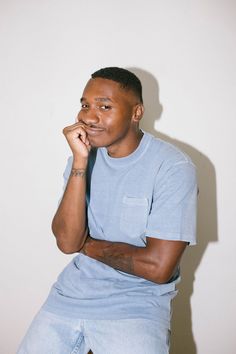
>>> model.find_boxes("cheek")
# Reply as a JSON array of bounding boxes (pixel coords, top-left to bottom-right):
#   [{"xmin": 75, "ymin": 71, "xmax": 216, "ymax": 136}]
[
  {"xmin": 76, "ymin": 111, "xmax": 83, "ymax": 122},
  {"xmin": 104, "ymin": 112, "xmax": 127, "ymax": 129}
]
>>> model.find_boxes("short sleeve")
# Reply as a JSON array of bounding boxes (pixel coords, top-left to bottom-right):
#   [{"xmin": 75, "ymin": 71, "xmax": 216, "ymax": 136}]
[{"xmin": 145, "ymin": 162, "xmax": 197, "ymax": 245}]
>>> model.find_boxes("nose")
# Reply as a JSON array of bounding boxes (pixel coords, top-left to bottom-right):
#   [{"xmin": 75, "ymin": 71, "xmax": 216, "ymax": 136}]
[{"xmin": 78, "ymin": 109, "xmax": 99, "ymax": 126}]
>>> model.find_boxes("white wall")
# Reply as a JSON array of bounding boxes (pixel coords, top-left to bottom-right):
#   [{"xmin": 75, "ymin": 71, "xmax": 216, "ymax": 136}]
[{"xmin": 1, "ymin": 1, "xmax": 235, "ymax": 353}]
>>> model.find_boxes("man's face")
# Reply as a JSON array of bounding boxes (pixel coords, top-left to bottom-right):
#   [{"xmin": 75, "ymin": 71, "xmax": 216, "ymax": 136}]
[{"xmin": 77, "ymin": 78, "xmax": 141, "ymax": 151}]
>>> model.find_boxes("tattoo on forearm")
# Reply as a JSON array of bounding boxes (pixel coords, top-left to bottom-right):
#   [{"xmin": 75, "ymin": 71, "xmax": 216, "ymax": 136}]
[
  {"xmin": 97, "ymin": 250, "xmax": 134, "ymax": 274},
  {"xmin": 70, "ymin": 168, "xmax": 86, "ymax": 177}
]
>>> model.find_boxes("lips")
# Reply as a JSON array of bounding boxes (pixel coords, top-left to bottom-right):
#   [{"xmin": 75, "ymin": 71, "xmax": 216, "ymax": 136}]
[{"xmin": 85, "ymin": 126, "xmax": 105, "ymax": 136}]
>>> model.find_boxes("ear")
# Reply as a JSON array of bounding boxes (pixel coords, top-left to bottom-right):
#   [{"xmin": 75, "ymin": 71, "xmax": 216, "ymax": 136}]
[{"xmin": 132, "ymin": 104, "xmax": 144, "ymax": 123}]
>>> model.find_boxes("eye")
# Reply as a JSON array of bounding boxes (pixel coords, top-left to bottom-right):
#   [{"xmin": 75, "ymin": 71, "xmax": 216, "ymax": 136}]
[
  {"xmin": 81, "ymin": 103, "xmax": 89, "ymax": 109},
  {"xmin": 100, "ymin": 105, "xmax": 111, "ymax": 111}
]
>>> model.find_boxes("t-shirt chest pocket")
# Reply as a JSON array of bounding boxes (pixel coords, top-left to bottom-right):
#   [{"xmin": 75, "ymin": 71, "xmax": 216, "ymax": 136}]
[{"xmin": 120, "ymin": 196, "xmax": 149, "ymax": 238}]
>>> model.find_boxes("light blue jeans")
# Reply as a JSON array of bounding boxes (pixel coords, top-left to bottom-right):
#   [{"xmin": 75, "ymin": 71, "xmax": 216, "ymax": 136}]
[{"xmin": 17, "ymin": 309, "xmax": 170, "ymax": 354}]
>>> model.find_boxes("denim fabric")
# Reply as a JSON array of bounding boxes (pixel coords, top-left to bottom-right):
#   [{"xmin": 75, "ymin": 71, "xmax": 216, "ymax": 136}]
[{"xmin": 17, "ymin": 309, "xmax": 170, "ymax": 354}]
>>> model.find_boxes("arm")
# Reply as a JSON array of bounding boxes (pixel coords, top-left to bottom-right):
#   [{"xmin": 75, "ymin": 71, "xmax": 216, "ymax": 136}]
[
  {"xmin": 51, "ymin": 123, "xmax": 91, "ymax": 254},
  {"xmin": 81, "ymin": 161, "xmax": 197, "ymax": 283},
  {"xmin": 81, "ymin": 158, "xmax": 197, "ymax": 283},
  {"xmin": 81, "ymin": 236, "xmax": 187, "ymax": 284}
]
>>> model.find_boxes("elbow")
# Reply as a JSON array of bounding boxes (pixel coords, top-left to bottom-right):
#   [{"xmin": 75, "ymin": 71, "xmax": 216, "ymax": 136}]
[
  {"xmin": 51, "ymin": 223, "xmax": 85, "ymax": 254},
  {"xmin": 56, "ymin": 239, "xmax": 79, "ymax": 254},
  {"xmin": 54, "ymin": 233, "xmax": 83, "ymax": 254},
  {"xmin": 148, "ymin": 264, "xmax": 174, "ymax": 284}
]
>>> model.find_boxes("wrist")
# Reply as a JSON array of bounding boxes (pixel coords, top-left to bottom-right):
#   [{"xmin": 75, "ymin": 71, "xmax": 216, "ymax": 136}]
[{"xmin": 72, "ymin": 155, "xmax": 88, "ymax": 169}]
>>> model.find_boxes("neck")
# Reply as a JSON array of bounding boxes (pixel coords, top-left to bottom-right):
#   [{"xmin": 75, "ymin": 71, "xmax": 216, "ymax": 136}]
[{"xmin": 107, "ymin": 129, "xmax": 144, "ymax": 158}]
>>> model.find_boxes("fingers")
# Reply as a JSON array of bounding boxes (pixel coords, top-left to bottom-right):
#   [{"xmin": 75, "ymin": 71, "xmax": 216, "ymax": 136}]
[
  {"xmin": 62, "ymin": 120, "xmax": 92, "ymax": 157},
  {"xmin": 63, "ymin": 123, "xmax": 86, "ymax": 141},
  {"xmin": 63, "ymin": 121, "xmax": 86, "ymax": 133}
]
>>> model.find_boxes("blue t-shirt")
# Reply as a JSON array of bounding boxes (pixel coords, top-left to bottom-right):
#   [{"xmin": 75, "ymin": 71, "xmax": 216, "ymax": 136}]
[{"xmin": 43, "ymin": 132, "xmax": 197, "ymax": 327}]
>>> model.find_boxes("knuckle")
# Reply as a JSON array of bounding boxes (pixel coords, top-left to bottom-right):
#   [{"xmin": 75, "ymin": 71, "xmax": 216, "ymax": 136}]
[{"xmin": 62, "ymin": 127, "xmax": 68, "ymax": 134}]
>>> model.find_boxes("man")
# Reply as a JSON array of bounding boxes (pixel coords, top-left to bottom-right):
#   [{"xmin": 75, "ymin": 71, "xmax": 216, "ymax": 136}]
[{"xmin": 17, "ymin": 67, "xmax": 197, "ymax": 354}]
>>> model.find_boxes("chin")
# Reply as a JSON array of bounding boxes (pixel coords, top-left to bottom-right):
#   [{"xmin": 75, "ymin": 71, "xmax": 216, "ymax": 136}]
[
  {"xmin": 89, "ymin": 138, "xmax": 107, "ymax": 149},
  {"xmin": 88, "ymin": 133, "xmax": 113, "ymax": 148}
]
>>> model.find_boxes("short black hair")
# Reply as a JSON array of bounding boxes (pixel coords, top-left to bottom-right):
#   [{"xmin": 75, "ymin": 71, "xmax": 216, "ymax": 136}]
[{"xmin": 91, "ymin": 67, "xmax": 143, "ymax": 103}]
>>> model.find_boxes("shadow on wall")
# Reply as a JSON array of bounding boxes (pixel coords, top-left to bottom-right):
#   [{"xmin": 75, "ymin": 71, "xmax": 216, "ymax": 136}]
[{"xmin": 128, "ymin": 67, "xmax": 218, "ymax": 354}]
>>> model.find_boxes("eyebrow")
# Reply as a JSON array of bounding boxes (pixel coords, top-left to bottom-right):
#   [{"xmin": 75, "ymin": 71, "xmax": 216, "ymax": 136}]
[{"xmin": 80, "ymin": 97, "xmax": 113, "ymax": 103}]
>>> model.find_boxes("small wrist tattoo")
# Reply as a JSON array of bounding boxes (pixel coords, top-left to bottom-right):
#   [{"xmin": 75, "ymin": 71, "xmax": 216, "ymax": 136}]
[{"xmin": 70, "ymin": 168, "xmax": 86, "ymax": 177}]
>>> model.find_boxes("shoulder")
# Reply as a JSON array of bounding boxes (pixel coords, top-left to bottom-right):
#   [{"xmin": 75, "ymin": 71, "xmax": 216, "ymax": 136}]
[
  {"xmin": 145, "ymin": 132, "xmax": 196, "ymax": 176},
  {"xmin": 142, "ymin": 132, "xmax": 197, "ymax": 186},
  {"xmin": 144, "ymin": 131, "xmax": 194, "ymax": 167}
]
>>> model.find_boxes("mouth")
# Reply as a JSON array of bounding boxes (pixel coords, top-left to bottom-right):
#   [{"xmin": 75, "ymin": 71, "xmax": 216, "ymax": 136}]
[{"xmin": 85, "ymin": 126, "xmax": 105, "ymax": 136}]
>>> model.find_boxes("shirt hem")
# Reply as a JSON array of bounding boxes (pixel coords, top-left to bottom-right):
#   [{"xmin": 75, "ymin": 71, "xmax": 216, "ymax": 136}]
[{"xmin": 145, "ymin": 230, "xmax": 196, "ymax": 245}]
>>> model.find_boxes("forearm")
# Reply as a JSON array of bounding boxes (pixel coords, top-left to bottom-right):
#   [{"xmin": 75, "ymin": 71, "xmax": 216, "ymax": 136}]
[
  {"xmin": 81, "ymin": 237, "xmax": 177, "ymax": 284},
  {"xmin": 52, "ymin": 158, "xmax": 88, "ymax": 253}
]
